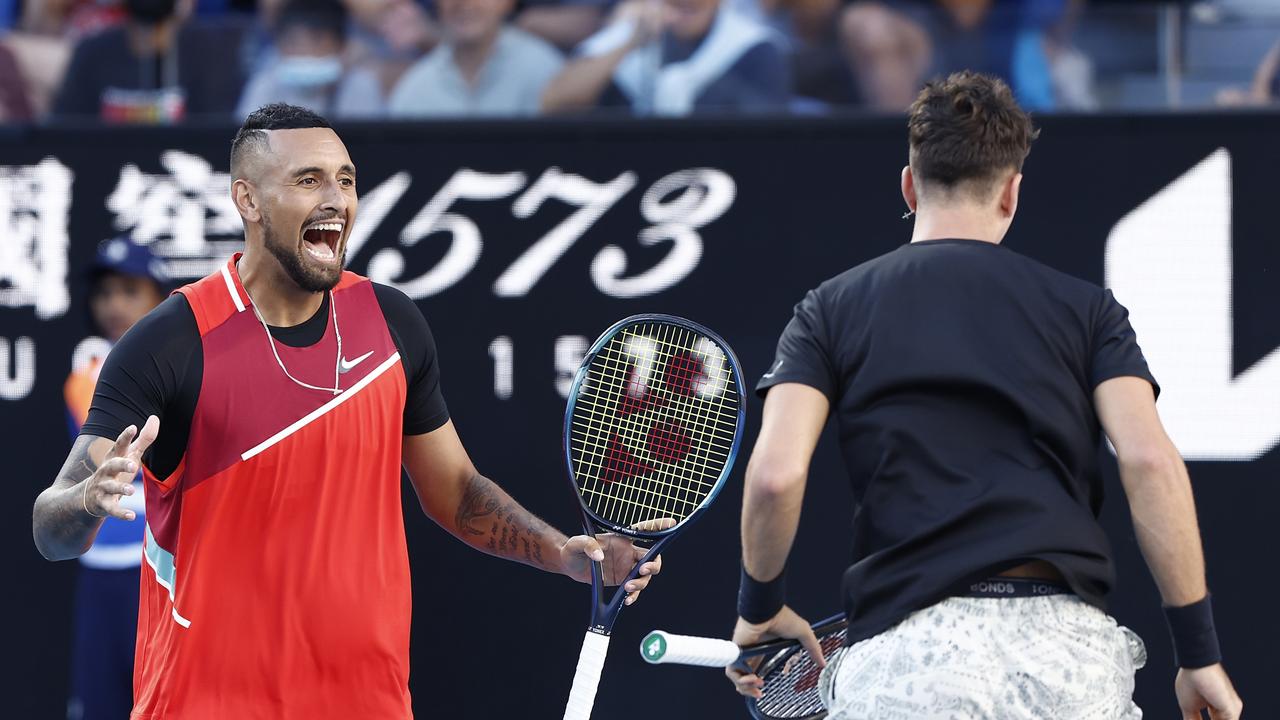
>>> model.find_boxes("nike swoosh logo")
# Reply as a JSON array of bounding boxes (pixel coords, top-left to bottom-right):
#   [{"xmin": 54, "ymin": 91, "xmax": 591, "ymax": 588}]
[
  {"xmin": 339, "ymin": 350, "xmax": 374, "ymax": 374},
  {"xmin": 761, "ymin": 359, "xmax": 783, "ymax": 380}
]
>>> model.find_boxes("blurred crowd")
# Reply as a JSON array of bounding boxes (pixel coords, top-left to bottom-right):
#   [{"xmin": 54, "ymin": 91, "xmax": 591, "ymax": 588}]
[{"xmin": 2, "ymin": 0, "xmax": 1280, "ymax": 124}]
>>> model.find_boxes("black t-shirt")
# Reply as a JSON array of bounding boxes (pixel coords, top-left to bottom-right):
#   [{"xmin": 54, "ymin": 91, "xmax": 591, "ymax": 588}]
[
  {"xmin": 81, "ymin": 283, "xmax": 449, "ymax": 479},
  {"xmin": 52, "ymin": 24, "xmax": 245, "ymax": 120},
  {"xmin": 758, "ymin": 238, "xmax": 1159, "ymax": 645}
]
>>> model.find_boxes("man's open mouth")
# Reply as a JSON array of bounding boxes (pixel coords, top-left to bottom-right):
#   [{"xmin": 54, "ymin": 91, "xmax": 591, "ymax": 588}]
[{"xmin": 302, "ymin": 220, "xmax": 343, "ymax": 261}]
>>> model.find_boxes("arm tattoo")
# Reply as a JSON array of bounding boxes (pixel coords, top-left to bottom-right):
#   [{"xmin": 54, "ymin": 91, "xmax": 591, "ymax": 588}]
[
  {"xmin": 70, "ymin": 457, "xmax": 98, "ymax": 485},
  {"xmin": 33, "ymin": 436, "xmax": 107, "ymax": 560},
  {"xmin": 454, "ymin": 474, "xmax": 557, "ymax": 569}
]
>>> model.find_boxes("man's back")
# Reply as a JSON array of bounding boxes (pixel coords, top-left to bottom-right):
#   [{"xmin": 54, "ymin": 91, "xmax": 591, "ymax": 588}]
[{"xmin": 759, "ymin": 238, "xmax": 1158, "ymax": 644}]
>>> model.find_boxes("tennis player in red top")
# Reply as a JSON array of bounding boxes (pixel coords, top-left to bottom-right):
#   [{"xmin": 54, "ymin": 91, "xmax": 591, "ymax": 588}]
[{"xmin": 33, "ymin": 103, "xmax": 665, "ymax": 719}]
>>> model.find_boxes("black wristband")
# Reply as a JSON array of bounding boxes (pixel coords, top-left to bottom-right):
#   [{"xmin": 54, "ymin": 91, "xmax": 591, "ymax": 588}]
[
  {"xmin": 738, "ymin": 565, "xmax": 786, "ymax": 623},
  {"xmin": 1163, "ymin": 595, "xmax": 1222, "ymax": 669}
]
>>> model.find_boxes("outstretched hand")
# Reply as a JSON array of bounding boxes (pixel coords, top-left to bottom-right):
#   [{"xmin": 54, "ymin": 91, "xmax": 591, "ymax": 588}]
[
  {"xmin": 560, "ymin": 517, "xmax": 676, "ymax": 606},
  {"xmin": 84, "ymin": 416, "xmax": 158, "ymax": 521},
  {"xmin": 726, "ymin": 606, "xmax": 826, "ymax": 700}
]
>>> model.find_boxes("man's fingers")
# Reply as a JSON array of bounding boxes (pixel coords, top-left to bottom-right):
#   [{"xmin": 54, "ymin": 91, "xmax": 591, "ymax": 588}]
[
  {"xmin": 635, "ymin": 554, "xmax": 661, "ymax": 576},
  {"xmin": 109, "ymin": 425, "xmax": 137, "ymax": 459},
  {"xmin": 630, "ymin": 517, "xmax": 677, "ymax": 533},
  {"xmin": 565, "ymin": 535, "xmax": 605, "ymax": 562},
  {"xmin": 623, "ymin": 575, "xmax": 651, "ymax": 594},
  {"xmin": 95, "ymin": 480, "xmax": 135, "ymax": 497},
  {"xmin": 99, "ymin": 457, "xmax": 138, "ymax": 479},
  {"xmin": 725, "ymin": 667, "xmax": 764, "ymax": 698},
  {"xmin": 129, "ymin": 415, "xmax": 160, "ymax": 460},
  {"xmin": 104, "ymin": 503, "xmax": 137, "ymax": 522},
  {"xmin": 796, "ymin": 624, "xmax": 827, "ymax": 669}
]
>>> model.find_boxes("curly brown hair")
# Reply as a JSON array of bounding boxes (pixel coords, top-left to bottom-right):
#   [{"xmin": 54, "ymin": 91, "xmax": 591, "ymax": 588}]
[{"xmin": 907, "ymin": 71, "xmax": 1039, "ymax": 200}]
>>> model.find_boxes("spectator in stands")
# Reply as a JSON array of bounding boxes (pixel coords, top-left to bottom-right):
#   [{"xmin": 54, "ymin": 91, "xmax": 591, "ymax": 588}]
[
  {"xmin": 237, "ymin": 0, "xmax": 384, "ymax": 119},
  {"xmin": 52, "ymin": 0, "xmax": 244, "ymax": 122},
  {"xmin": 0, "ymin": 42, "xmax": 36, "ymax": 121},
  {"xmin": 834, "ymin": 1, "xmax": 931, "ymax": 111},
  {"xmin": 0, "ymin": 0, "xmax": 121, "ymax": 121},
  {"xmin": 63, "ymin": 236, "xmax": 167, "ymax": 720},
  {"xmin": 1217, "ymin": 38, "xmax": 1280, "ymax": 106},
  {"xmin": 835, "ymin": 0, "xmax": 1086, "ymax": 112},
  {"xmin": 516, "ymin": 0, "xmax": 608, "ymax": 52},
  {"xmin": 541, "ymin": 0, "xmax": 788, "ymax": 116},
  {"xmin": 345, "ymin": 0, "xmax": 441, "ymax": 90},
  {"xmin": 388, "ymin": 0, "xmax": 563, "ymax": 117}
]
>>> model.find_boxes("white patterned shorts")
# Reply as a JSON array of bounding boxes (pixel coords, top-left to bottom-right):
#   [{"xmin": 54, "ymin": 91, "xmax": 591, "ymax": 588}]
[{"xmin": 818, "ymin": 595, "xmax": 1147, "ymax": 719}]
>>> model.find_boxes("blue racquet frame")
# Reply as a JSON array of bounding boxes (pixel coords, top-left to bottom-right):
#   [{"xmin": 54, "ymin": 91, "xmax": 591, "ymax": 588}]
[{"xmin": 560, "ymin": 313, "xmax": 746, "ymax": 720}]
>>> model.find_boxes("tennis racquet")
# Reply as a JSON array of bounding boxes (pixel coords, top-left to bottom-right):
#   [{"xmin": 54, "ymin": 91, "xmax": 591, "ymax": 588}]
[
  {"xmin": 639, "ymin": 614, "xmax": 849, "ymax": 720},
  {"xmin": 561, "ymin": 314, "xmax": 746, "ymax": 720}
]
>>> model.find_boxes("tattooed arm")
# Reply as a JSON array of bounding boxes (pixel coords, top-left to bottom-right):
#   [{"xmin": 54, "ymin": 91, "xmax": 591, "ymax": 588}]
[
  {"xmin": 403, "ymin": 420, "xmax": 664, "ymax": 597},
  {"xmin": 33, "ymin": 417, "xmax": 159, "ymax": 561},
  {"xmin": 402, "ymin": 420, "xmax": 568, "ymax": 572}
]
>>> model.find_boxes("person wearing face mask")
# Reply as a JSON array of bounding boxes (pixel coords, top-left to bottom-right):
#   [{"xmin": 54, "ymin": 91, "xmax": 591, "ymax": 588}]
[
  {"xmin": 388, "ymin": 0, "xmax": 564, "ymax": 117},
  {"xmin": 52, "ymin": 0, "xmax": 243, "ymax": 122},
  {"xmin": 63, "ymin": 236, "xmax": 169, "ymax": 720},
  {"xmin": 237, "ymin": 0, "xmax": 385, "ymax": 120},
  {"xmin": 541, "ymin": 0, "xmax": 789, "ymax": 116}
]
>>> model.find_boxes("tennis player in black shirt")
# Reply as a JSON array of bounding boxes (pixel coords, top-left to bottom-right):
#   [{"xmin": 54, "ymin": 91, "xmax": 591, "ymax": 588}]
[{"xmin": 727, "ymin": 72, "xmax": 1243, "ymax": 719}]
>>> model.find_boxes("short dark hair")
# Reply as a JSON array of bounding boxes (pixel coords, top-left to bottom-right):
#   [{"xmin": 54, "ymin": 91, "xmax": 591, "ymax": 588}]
[
  {"xmin": 907, "ymin": 71, "xmax": 1039, "ymax": 199},
  {"xmin": 230, "ymin": 103, "xmax": 332, "ymax": 179},
  {"xmin": 275, "ymin": 0, "xmax": 347, "ymax": 42}
]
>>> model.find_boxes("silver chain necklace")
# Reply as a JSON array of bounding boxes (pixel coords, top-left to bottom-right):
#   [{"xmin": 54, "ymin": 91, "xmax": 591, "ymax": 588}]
[{"xmin": 241, "ymin": 278, "xmax": 344, "ymax": 396}]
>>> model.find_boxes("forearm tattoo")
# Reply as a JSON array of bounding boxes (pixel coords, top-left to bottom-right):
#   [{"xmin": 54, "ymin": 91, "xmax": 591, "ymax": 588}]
[
  {"xmin": 34, "ymin": 436, "xmax": 105, "ymax": 559},
  {"xmin": 455, "ymin": 474, "xmax": 557, "ymax": 569}
]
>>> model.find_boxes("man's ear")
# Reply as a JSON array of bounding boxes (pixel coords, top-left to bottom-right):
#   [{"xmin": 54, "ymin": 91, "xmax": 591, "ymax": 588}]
[
  {"xmin": 901, "ymin": 165, "xmax": 919, "ymax": 214},
  {"xmin": 232, "ymin": 178, "xmax": 261, "ymax": 224},
  {"xmin": 999, "ymin": 171, "xmax": 1022, "ymax": 219}
]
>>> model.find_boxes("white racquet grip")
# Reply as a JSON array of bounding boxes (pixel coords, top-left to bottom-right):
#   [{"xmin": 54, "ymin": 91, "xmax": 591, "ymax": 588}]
[
  {"xmin": 639, "ymin": 630, "xmax": 741, "ymax": 666},
  {"xmin": 563, "ymin": 630, "xmax": 611, "ymax": 720}
]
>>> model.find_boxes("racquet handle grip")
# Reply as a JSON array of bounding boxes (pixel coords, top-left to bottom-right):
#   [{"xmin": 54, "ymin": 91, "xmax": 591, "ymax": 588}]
[
  {"xmin": 563, "ymin": 630, "xmax": 611, "ymax": 720},
  {"xmin": 639, "ymin": 630, "xmax": 741, "ymax": 667}
]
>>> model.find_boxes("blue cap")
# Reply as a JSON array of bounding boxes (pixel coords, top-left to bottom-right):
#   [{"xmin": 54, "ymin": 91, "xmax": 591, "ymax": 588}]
[{"xmin": 90, "ymin": 235, "xmax": 170, "ymax": 287}]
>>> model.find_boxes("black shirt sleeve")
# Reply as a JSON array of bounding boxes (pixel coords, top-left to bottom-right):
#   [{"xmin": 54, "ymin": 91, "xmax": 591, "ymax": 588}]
[
  {"xmin": 756, "ymin": 288, "xmax": 839, "ymax": 401},
  {"xmin": 51, "ymin": 35, "xmax": 101, "ymax": 117},
  {"xmin": 1090, "ymin": 289, "xmax": 1160, "ymax": 398},
  {"xmin": 81, "ymin": 293, "xmax": 202, "ymax": 479},
  {"xmin": 372, "ymin": 283, "xmax": 450, "ymax": 435}
]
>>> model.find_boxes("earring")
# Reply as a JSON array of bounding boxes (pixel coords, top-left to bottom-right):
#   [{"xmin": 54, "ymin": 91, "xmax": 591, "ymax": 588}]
[{"xmin": 901, "ymin": 209, "xmax": 915, "ymax": 220}]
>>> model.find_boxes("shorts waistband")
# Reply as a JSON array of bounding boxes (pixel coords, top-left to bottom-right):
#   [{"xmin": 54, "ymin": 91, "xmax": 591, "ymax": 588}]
[{"xmin": 960, "ymin": 577, "xmax": 1073, "ymax": 599}]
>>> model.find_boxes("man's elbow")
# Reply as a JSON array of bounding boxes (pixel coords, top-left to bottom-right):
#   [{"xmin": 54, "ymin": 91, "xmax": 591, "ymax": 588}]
[
  {"xmin": 745, "ymin": 459, "xmax": 807, "ymax": 501},
  {"xmin": 32, "ymin": 495, "xmax": 83, "ymax": 562},
  {"xmin": 1116, "ymin": 440, "xmax": 1183, "ymax": 479},
  {"xmin": 32, "ymin": 528, "xmax": 79, "ymax": 562}
]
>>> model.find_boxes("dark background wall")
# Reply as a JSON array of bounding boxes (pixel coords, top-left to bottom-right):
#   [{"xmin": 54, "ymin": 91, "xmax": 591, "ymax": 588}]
[{"xmin": 4, "ymin": 114, "xmax": 1275, "ymax": 718}]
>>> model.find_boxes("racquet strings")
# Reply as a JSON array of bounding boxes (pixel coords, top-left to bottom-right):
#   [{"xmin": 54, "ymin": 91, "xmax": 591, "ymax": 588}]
[
  {"xmin": 752, "ymin": 625, "xmax": 849, "ymax": 720},
  {"xmin": 568, "ymin": 320, "xmax": 740, "ymax": 529}
]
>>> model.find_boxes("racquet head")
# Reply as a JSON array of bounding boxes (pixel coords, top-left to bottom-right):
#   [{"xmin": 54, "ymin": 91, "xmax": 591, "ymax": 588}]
[
  {"xmin": 747, "ymin": 615, "xmax": 849, "ymax": 720},
  {"xmin": 564, "ymin": 314, "xmax": 745, "ymax": 538}
]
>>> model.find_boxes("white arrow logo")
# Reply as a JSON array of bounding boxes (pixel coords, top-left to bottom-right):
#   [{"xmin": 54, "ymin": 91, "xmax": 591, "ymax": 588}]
[{"xmin": 1105, "ymin": 148, "xmax": 1280, "ymax": 460}]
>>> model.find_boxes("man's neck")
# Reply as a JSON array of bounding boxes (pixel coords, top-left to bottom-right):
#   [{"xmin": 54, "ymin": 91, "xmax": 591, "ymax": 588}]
[
  {"xmin": 908, "ymin": 207, "xmax": 1005, "ymax": 245},
  {"xmin": 452, "ymin": 27, "xmax": 502, "ymax": 86},
  {"xmin": 127, "ymin": 18, "xmax": 178, "ymax": 57},
  {"xmin": 237, "ymin": 250, "xmax": 325, "ymax": 327}
]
